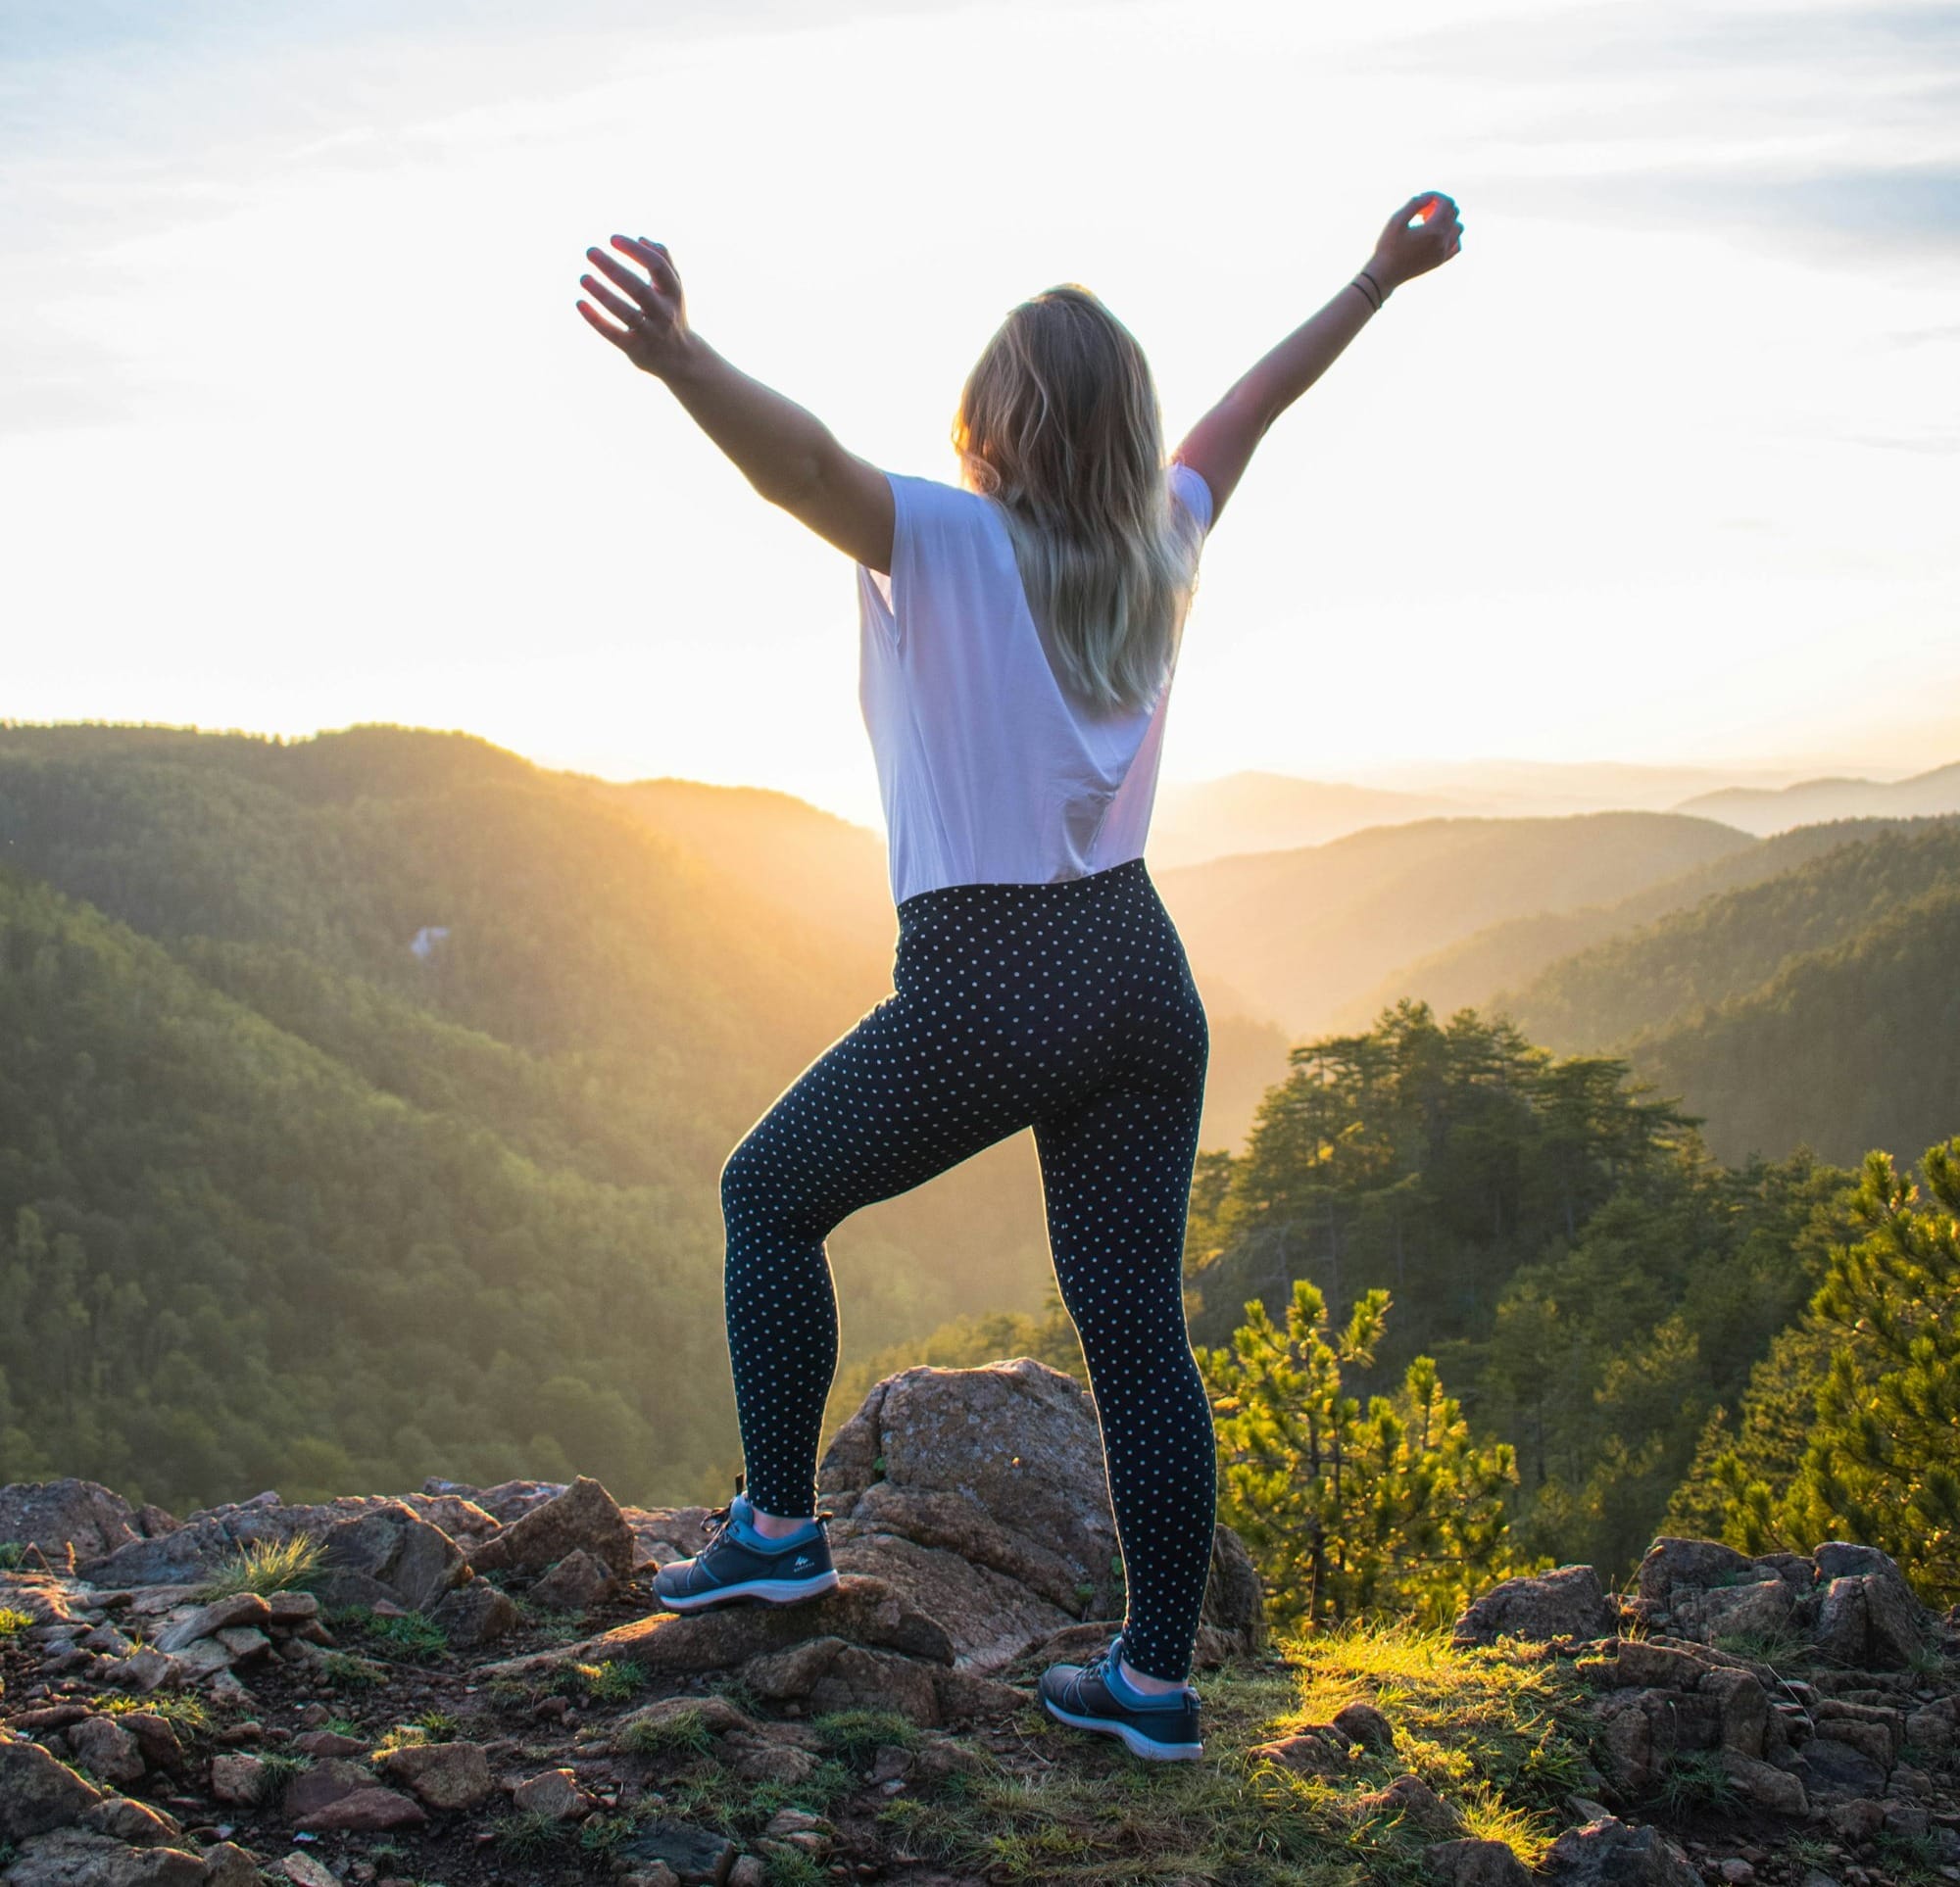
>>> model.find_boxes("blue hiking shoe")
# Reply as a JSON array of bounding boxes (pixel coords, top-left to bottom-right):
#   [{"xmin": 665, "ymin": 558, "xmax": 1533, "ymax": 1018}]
[
  {"xmin": 1038, "ymin": 1634, "xmax": 1203, "ymax": 1762},
  {"xmin": 654, "ymin": 1478, "xmax": 839, "ymax": 1613}
]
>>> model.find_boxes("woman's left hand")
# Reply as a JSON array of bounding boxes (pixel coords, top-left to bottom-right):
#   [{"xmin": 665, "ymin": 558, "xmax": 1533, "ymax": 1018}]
[{"xmin": 577, "ymin": 236, "xmax": 694, "ymax": 379}]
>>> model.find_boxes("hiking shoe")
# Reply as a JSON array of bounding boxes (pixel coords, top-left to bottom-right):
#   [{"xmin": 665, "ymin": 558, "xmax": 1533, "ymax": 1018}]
[
  {"xmin": 1038, "ymin": 1634, "xmax": 1203, "ymax": 1762},
  {"xmin": 654, "ymin": 1479, "xmax": 839, "ymax": 1613}
]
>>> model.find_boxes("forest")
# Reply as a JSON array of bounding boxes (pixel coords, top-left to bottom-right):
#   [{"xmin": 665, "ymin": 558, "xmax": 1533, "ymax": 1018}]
[{"xmin": 0, "ymin": 720, "xmax": 1954, "ymax": 1595}]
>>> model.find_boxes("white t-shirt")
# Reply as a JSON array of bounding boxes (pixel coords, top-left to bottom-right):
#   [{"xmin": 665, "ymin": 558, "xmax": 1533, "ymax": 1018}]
[{"xmin": 855, "ymin": 460, "xmax": 1214, "ymax": 907}]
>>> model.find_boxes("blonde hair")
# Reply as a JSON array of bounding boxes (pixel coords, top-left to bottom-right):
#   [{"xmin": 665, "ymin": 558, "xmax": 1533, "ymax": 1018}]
[{"xmin": 953, "ymin": 284, "xmax": 1203, "ymax": 715}]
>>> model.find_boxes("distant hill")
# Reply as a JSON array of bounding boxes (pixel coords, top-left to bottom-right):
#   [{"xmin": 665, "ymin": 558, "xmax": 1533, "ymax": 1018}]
[
  {"xmin": 1499, "ymin": 820, "xmax": 1960, "ymax": 1057},
  {"xmin": 1335, "ymin": 817, "xmax": 1935, "ymax": 1033},
  {"xmin": 1148, "ymin": 771, "xmax": 1458, "ymax": 866},
  {"xmin": 1154, "ymin": 811, "xmax": 1754, "ymax": 1039},
  {"xmin": 1675, "ymin": 760, "xmax": 1960, "ymax": 835}
]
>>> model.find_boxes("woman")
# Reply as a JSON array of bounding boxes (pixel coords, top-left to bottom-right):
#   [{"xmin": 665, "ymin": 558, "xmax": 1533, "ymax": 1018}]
[{"xmin": 574, "ymin": 191, "xmax": 1464, "ymax": 1762}]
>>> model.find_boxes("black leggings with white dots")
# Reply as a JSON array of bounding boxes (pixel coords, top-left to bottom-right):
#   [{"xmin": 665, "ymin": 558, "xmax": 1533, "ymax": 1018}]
[{"xmin": 718, "ymin": 854, "xmax": 1216, "ymax": 1683}]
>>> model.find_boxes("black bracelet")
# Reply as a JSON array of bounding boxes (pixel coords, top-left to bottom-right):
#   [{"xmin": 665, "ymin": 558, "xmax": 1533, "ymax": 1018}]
[
  {"xmin": 1349, "ymin": 277, "xmax": 1381, "ymax": 313},
  {"xmin": 1358, "ymin": 267, "xmax": 1388, "ymax": 304}
]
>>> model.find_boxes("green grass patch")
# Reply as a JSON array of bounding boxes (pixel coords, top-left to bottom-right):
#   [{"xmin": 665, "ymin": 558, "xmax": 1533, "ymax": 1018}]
[
  {"xmin": 319, "ymin": 1650, "xmax": 388, "ymax": 1689},
  {"xmin": 872, "ymin": 1624, "xmax": 1595, "ymax": 1886},
  {"xmin": 362, "ymin": 1611, "xmax": 450, "ymax": 1663},
  {"xmin": 0, "ymin": 1607, "xmax": 35, "ymax": 1639},
  {"xmin": 549, "ymin": 1658, "xmax": 639, "ymax": 1704},
  {"xmin": 663, "ymin": 1761, "xmax": 856, "ymax": 1836},
  {"xmin": 256, "ymin": 1750, "xmax": 314, "ymax": 1805},
  {"xmin": 490, "ymin": 1808, "xmax": 569, "ymax": 1858},
  {"xmin": 616, "ymin": 1705, "xmax": 716, "ymax": 1762},
  {"xmin": 810, "ymin": 1709, "xmax": 922, "ymax": 1766},
  {"xmin": 1654, "ymin": 1750, "xmax": 1740, "ymax": 1819},
  {"xmin": 0, "ymin": 1542, "xmax": 31, "ymax": 1571},
  {"xmin": 98, "ymin": 1691, "xmax": 212, "ymax": 1733},
  {"xmin": 194, "ymin": 1532, "xmax": 323, "ymax": 1600},
  {"xmin": 761, "ymin": 1855, "xmax": 829, "ymax": 1887}
]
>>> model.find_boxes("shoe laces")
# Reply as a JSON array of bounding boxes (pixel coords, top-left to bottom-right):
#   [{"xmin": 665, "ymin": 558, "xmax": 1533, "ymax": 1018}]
[{"xmin": 700, "ymin": 1476, "xmax": 831, "ymax": 1553}]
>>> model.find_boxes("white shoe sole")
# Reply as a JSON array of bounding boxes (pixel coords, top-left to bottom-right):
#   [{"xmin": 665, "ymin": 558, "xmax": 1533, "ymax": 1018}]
[
  {"xmin": 1041, "ymin": 1697, "xmax": 1203, "ymax": 1762},
  {"xmin": 657, "ymin": 1570, "xmax": 839, "ymax": 1612}
]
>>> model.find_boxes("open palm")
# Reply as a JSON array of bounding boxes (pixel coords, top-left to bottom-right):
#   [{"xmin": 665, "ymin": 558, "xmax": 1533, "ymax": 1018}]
[{"xmin": 576, "ymin": 235, "xmax": 692, "ymax": 379}]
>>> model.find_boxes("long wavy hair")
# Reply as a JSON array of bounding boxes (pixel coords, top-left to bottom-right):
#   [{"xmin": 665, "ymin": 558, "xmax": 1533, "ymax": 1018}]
[{"xmin": 953, "ymin": 284, "xmax": 1203, "ymax": 716}]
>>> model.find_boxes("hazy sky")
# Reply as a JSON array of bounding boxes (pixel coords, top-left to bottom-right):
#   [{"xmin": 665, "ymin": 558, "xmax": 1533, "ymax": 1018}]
[{"xmin": 4, "ymin": 0, "xmax": 1956, "ymax": 825}]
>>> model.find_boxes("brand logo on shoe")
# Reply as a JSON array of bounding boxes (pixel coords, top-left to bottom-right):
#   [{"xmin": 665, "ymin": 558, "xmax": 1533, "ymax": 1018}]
[{"xmin": 792, "ymin": 1556, "xmax": 813, "ymax": 1571}]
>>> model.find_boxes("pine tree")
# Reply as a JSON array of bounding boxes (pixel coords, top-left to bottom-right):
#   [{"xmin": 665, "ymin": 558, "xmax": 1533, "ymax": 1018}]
[
  {"xmin": 1199, "ymin": 1279, "xmax": 1523, "ymax": 1630},
  {"xmin": 1712, "ymin": 1139, "xmax": 1960, "ymax": 1606}
]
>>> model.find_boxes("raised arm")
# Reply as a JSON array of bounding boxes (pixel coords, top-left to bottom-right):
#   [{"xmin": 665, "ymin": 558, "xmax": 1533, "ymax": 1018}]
[
  {"xmin": 1173, "ymin": 192, "xmax": 1464, "ymax": 528},
  {"xmin": 578, "ymin": 235, "xmax": 895, "ymax": 573}
]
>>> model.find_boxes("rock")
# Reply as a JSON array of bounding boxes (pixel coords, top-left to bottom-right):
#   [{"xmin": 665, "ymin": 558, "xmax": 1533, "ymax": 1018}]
[
  {"xmin": 295, "ymin": 1787, "xmax": 428, "ymax": 1833},
  {"xmin": 466, "ymin": 1476, "xmax": 634, "ymax": 1580},
  {"xmin": 1720, "ymin": 1750, "xmax": 1807, "ymax": 1814},
  {"xmin": 376, "ymin": 1740, "xmax": 494, "ymax": 1811},
  {"xmin": 1591, "ymin": 1691, "xmax": 1656, "ymax": 1794},
  {"xmin": 426, "ymin": 1577, "xmax": 518, "ymax": 1649},
  {"xmin": 1249, "ymin": 1730, "xmax": 1348, "ymax": 1776},
  {"xmin": 1612, "ymin": 1639, "xmax": 1715, "ymax": 1689},
  {"xmin": 1813, "ymin": 1716, "xmax": 1893, "ymax": 1769},
  {"xmin": 529, "ymin": 1547, "xmax": 616, "ymax": 1612},
  {"xmin": 292, "ymin": 1730, "xmax": 366, "ymax": 1759},
  {"xmin": 424, "ymin": 1476, "xmax": 565, "ymax": 1525},
  {"xmin": 198, "ymin": 1843, "xmax": 262, "ymax": 1887},
  {"xmin": 622, "ymin": 1869, "xmax": 683, "ymax": 1887},
  {"xmin": 1453, "ymin": 1565, "xmax": 1620, "ymax": 1646},
  {"xmin": 1544, "ymin": 1816, "xmax": 1699, "ymax": 1887},
  {"xmin": 1351, "ymin": 1774, "xmax": 1463, "ymax": 1837},
  {"xmin": 1332, "ymin": 1701, "xmax": 1396, "ymax": 1752},
  {"xmin": 932, "ymin": 1666, "xmax": 1031, "ymax": 1725},
  {"xmin": 154, "ymin": 1593, "xmax": 271, "ymax": 1655},
  {"xmin": 1633, "ymin": 1538, "xmax": 1759, "ymax": 1610},
  {"xmin": 1702, "ymin": 1666, "xmax": 1770, "ymax": 1757},
  {"xmin": 512, "ymin": 1768, "xmax": 589, "ymax": 1819},
  {"xmin": 489, "ymin": 1573, "xmax": 953, "ymax": 1683},
  {"xmin": 1860, "ymin": 1569, "xmax": 1930, "ymax": 1668},
  {"xmin": 266, "ymin": 1590, "xmax": 318, "ymax": 1625},
  {"xmin": 209, "ymin": 1753, "xmax": 268, "ymax": 1806},
  {"xmin": 1, "ymin": 1829, "xmax": 206, "ymax": 1886},
  {"xmin": 1826, "ymin": 1798, "xmax": 1886, "ymax": 1840},
  {"xmin": 107, "ymin": 1649, "xmax": 177, "ymax": 1694},
  {"xmin": 617, "ymin": 1819, "xmax": 738, "ymax": 1885},
  {"xmin": 282, "ymin": 1758, "xmax": 373, "ymax": 1818},
  {"xmin": 1200, "ymin": 1521, "xmax": 1268, "ymax": 1653},
  {"xmin": 724, "ymin": 1734, "xmax": 818, "ymax": 1786},
  {"xmin": 727, "ymin": 1862, "xmax": 765, "ymax": 1887},
  {"xmin": 77, "ymin": 1798, "xmax": 180, "ymax": 1846},
  {"xmin": 1679, "ymin": 1578, "xmax": 1793, "ymax": 1643},
  {"xmin": 1718, "ymin": 1863, "xmax": 1754, "ymax": 1884},
  {"xmin": 821, "ymin": 1360, "xmax": 1124, "ymax": 1620},
  {"xmin": 213, "ymin": 1626, "xmax": 270, "ymax": 1661},
  {"xmin": 0, "ymin": 1479, "xmax": 171, "ymax": 1566},
  {"xmin": 615, "ymin": 1694, "xmax": 758, "ymax": 1742},
  {"xmin": 1790, "ymin": 1732, "xmax": 1887, "ymax": 1797},
  {"xmin": 109, "ymin": 1716, "xmax": 180, "ymax": 1775},
  {"xmin": 1425, "ymin": 1837, "xmax": 1534, "ymax": 1887},
  {"xmin": 66, "ymin": 1718, "xmax": 146, "ymax": 1787},
  {"xmin": 277, "ymin": 1856, "xmax": 340, "ymax": 1887},
  {"xmin": 0, "ymin": 1736, "xmax": 106, "ymax": 1840},
  {"xmin": 315, "ymin": 1503, "xmax": 465, "ymax": 1613}
]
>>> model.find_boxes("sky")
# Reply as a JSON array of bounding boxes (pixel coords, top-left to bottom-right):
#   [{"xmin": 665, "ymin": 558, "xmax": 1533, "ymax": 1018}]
[{"xmin": 3, "ymin": 0, "xmax": 1957, "ymax": 828}]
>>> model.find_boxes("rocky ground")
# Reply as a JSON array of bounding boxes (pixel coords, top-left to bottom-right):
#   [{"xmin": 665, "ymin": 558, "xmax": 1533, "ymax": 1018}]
[{"xmin": 2, "ymin": 1359, "xmax": 1957, "ymax": 1887}]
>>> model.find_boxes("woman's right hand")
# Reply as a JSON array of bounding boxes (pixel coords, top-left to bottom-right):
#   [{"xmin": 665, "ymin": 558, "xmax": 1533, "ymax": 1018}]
[
  {"xmin": 1368, "ymin": 193, "xmax": 1464, "ymax": 293},
  {"xmin": 576, "ymin": 235, "xmax": 696, "ymax": 379}
]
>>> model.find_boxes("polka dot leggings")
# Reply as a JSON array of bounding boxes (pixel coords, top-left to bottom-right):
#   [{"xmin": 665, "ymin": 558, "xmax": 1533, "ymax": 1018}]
[{"xmin": 718, "ymin": 854, "xmax": 1217, "ymax": 1683}]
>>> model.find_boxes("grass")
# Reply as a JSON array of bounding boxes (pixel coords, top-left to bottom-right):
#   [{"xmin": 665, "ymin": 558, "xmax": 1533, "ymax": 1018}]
[
  {"xmin": 194, "ymin": 1532, "xmax": 324, "ymax": 1600},
  {"xmin": 857, "ymin": 1622, "xmax": 1595, "ymax": 1887},
  {"xmin": 1710, "ymin": 1623, "xmax": 1815, "ymax": 1669},
  {"xmin": 616, "ymin": 1704, "xmax": 718, "ymax": 1761},
  {"xmin": 361, "ymin": 1611, "xmax": 450, "ymax": 1663},
  {"xmin": 810, "ymin": 1709, "xmax": 922, "ymax": 1766},
  {"xmin": 1654, "ymin": 1750, "xmax": 1740, "ymax": 1819},
  {"xmin": 0, "ymin": 1607, "xmax": 35, "ymax": 1639},
  {"xmin": 665, "ymin": 1759, "xmax": 858, "ymax": 1836},
  {"xmin": 0, "ymin": 1542, "xmax": 31, "ymax": 1571},
  {"xmin": 99, "ymin": 1691, "xmax": 211, "ymax": 1732},
  {"xmin": 550, "ymin": 1658, "xmax": 640, "ymax": 1705},
  {"xmin": 412, "ymin": 1707, "xmax": 461, "ymax": 1740},
  {"xmin": 255, "ymin": 1750, "xmax": 314, "ymax": 1805},
  {"xmin": 760, "ymin": 1856, "xmax": 829, "ymax": 1887},
  {"xmin": 1875, "ymin": 1828, "xmax": 1943, "ymax": 1885},
  {"xmin": 319, "ymin": 1650, "xmax": 388, "ymax": 1689},
  {"xmin": 490, "ymin": 1808, "xmax": 569, "ymax": 1858}
]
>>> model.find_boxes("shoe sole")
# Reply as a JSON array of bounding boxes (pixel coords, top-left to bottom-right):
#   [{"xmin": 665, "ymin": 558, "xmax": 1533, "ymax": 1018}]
[
  {"xmin": 1041, "ymin": 1696, "xmax": 1203, "ymax": 1763},
  {"xmin": 657, "ymin": 1570, "xmax": 840, "ymax": 1612}
]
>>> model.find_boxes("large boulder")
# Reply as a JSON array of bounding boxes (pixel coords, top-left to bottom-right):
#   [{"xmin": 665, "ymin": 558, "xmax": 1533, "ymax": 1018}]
[
  {"xmin": 314, "ymin": 1501, "xmax": 466, "ymax": 1612},
  {"xmin": 0, "ymin": 1480, "xmax": 174, "ymax": 1567},
  {"xmin": 1544, "ymin": 1817, "xmax": 1699, "ymax": 1887},
  {"xmin": 1453, "ymin": 1564, "xmax": 1620, "ymax": 1647},
  {"xmin": 817, "ymin": 1357, "xmax": 1263, "ymax": 1670},
  {"xmin": 1, "ymin": 1828, "xmax": 206, "ymax": 1886}
]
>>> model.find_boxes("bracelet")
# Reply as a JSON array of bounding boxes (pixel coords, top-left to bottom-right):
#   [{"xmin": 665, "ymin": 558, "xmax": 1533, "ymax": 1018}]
[
  {"xmin": 1348, "ymin": 277, "xmax": 1382, "ymax": 313},
  {"xmin": 1358, "ymin": 267, "xmax": 1389, "ymax": 306}
]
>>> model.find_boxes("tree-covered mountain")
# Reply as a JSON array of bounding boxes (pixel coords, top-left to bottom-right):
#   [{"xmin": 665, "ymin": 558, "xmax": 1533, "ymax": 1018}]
[
  {"xmin": 1154, "ymin": 811, "xmax": 1754, "ymax": 1039},
  {"xmin": 1333, "ymin": 816, "xmax": 1933, "ymax": 1035}
]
